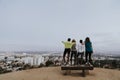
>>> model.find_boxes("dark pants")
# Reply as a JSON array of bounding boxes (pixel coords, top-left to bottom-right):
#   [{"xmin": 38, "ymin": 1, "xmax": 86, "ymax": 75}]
[
  {"xmin": 70, "ymin": 51, "xmax": 77, "ymax": 65},
  {"xmin": 85, "ymin": 51, "xmax": 92, "ymax": 63},
  {"xmin": 77, "ymin": 52, "xmax": 84, "ymax": 64},
  {"xmin": 77, "ymin": 52, "xmax": 84, "ymax": 59},
  {"xmin": 63, "ymin": 48, "xmax": 71, "ymax": 63}
]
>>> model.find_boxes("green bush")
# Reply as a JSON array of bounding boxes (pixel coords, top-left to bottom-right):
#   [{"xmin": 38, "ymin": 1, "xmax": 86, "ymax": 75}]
[
  {"xmin": 45, "ymin": 60, "xmax": 54, "ymax": 67},
  {"xmin": 38, "ymin": 63, "xmax": 45, "ymax": 68}
]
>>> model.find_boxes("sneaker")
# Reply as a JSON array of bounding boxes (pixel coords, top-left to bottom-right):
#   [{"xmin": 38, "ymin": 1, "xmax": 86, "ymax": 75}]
[
  {"xmin": 66, "ymin": 64, "xmax": 70, "ymax": 66},
  {"xmin": 88, "ymin": 63, "xmax": 93, "ymax": 66},
  {"xmin": 85, "ymin": 62, "xmax": 89, "ymax": 66},
  {"xmin": 61, "ymin": 62, "xmax": 67, "ymax": 66},
  {"xmin": 86, "ymin": 62, "xmax": 93, "ymax": 66},
  {"xmin": 85, "ymin": 62, "xmax": 88, "ymax": 65}
]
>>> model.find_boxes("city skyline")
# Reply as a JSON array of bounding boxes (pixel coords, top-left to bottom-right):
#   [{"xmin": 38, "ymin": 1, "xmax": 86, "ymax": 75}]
[{"xmin": 0, "ymin": 0, "xmax": 120, "ymax": 52}]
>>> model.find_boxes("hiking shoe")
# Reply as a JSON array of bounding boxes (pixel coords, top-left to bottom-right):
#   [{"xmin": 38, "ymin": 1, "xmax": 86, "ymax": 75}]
[
  {"xmin": 88, "ymin": 63, "xmax": 93, "ymax": 66},
  {"xmin": 66, "ymin": 64, "xmax": 70, "ymax": 66}
]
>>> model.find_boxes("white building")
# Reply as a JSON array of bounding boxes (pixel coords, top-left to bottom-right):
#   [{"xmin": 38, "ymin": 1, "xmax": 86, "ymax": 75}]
[
  {"xmin": 0, "ymin": 55, "xmax": 5, "ymax": 60},
  {"xmin": 21, "ymin": 55, "xmax": 44, "ymax": 66},
  {"xmin": 21, "ymin": 57, "xmax": 33, "ymax": 65},
  {"xmin": 33, "ymin": 55, "xmax": 44, "ymax": 65}
]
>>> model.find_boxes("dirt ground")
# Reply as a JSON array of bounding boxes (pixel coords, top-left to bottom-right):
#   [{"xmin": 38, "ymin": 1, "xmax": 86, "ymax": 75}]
[{"xmin": 0, "ymin": 67, "xmax": 120, "ymax": 80}]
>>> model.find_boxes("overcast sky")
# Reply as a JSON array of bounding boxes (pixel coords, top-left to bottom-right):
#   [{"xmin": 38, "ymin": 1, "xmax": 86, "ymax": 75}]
[{"xmin": 0, "ymin": 0, "xmax": 120, "ymax": 52}]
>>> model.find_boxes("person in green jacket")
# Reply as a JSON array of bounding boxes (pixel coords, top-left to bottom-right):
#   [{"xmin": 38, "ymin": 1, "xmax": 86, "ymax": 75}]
[{"xmin": 62, "ymin": 38, "xmax": 73, "ymax": 65}]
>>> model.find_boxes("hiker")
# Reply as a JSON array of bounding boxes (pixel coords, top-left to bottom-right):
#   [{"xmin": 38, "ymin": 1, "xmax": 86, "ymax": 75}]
[
  {"xmin": 85, "ymin": 37, "xmax": 93, "ymax": 65},
  {"xmin": 70, "ymin": 39, "xmax": 77, "ymax": 65},
  {"xmin": 62, "ymin": 38, "xmax": 73, "ymax": 65},
  {"xmin": 77, "ymin": 40, "xmax": 85, "ymax": 65}
]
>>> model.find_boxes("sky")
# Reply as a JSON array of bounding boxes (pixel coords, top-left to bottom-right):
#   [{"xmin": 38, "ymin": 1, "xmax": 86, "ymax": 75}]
[{"xmin": 0, "ymin": 0, "xmax": 120, "ymax": 52}]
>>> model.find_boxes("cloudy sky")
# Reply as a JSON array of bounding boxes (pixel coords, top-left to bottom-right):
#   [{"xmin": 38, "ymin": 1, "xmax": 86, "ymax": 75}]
[{"xmin": 0, "ymin": 0, "xmax": 120, "ymax": 52}]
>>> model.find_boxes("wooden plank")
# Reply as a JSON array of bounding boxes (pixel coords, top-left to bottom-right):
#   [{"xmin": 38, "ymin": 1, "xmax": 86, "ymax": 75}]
[{"xmin": 61, "ymin": 65, "xmax": 94, "ymax": 70}]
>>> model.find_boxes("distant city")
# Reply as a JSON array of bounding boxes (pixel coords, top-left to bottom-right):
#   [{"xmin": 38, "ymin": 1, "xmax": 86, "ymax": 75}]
[{"xmin": 0, "ymin": 51, "xmax": 120, "ymax": 74}]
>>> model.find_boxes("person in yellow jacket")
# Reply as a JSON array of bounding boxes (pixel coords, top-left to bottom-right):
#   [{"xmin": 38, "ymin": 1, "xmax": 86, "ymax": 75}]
[{"xmin": 62, "ymin": 38, "xmax": 73, "ymax": 65}]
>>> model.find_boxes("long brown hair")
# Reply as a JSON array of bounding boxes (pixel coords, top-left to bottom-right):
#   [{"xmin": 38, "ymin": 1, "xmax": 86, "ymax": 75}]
[{"xmin": 72, "ymin": 39, "xmax": 76, "ymax": 43}]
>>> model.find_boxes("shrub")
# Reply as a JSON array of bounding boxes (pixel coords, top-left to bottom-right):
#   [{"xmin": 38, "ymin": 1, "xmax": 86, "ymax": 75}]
[
  {"xmin": 38, "ymin": 63, "xmax": 45, "ymax": 68},
  {"xmin": 45, "ymin": 60, "xmax": 54, "ymax": 67}
]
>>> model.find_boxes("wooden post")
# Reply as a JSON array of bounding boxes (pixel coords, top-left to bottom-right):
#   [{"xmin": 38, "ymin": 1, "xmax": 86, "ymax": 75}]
[
  {"xmin": 85, "ymin": 70, "xmax": 89, "ymax": 75},
  {"xmin": 67, "ymin": 70, "xmax": 71, "ymax": 74},
  {"xmin": 62, "ymin": 70, "xmax": 71, "ymax": 75},
  {"xmin": 82, "ymin": 69, "xmax": 85, "ymax": 77}
]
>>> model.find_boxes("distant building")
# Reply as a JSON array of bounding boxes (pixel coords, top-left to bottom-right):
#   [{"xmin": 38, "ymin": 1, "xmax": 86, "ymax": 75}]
[
  {"xmin": 21, "ymin": 55, "xmax": 44, "ymax": 66},
  {"xmin": 33, "ymin": 55, "xmax": 44, "ymax": 65},
  {"xmin": 0, "ymin": 55, "xmax": 5, "ymax": 60}
]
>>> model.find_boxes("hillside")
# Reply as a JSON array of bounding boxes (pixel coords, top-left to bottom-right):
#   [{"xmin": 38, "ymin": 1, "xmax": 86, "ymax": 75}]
[{"xmin": 0, "ymin": 67, "xmax": 120, "ymax": 80}]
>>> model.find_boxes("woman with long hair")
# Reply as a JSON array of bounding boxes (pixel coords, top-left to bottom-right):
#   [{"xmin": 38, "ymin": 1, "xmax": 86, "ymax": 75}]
[{"xmin": 85, "ymin": 37, "xmax": 93, "ymax": 64}]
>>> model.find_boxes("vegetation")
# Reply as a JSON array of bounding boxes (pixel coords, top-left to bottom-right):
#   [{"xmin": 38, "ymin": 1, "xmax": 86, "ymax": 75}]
[
  {"xmin": 93, "ymin": 60, "xmax": 120, "ymax": 69},
  {"xmin": 45, "ymin": 60, "xmax": 54, "ymax": 67},
  {"xmin": 38, "ymin": 63, "xmax": 45, "ymax": 68},
  {"xmin": 0, "ymin": 66, "xmax": 12, "ymax": 74},
  {"xmin": 23, "ymin": 64, "xmax": 32, "ymax": 70}
]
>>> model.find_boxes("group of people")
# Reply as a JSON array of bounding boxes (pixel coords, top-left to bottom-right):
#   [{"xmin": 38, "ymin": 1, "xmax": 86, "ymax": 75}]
[{"xmin": 62, "ymin": 37, "xmax": 93, "ymax": 66}]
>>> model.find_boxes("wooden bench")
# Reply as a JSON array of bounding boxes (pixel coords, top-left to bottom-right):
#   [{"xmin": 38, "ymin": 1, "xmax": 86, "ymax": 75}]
[{"xmin": 61, "ymin": 65, "xmax": 94, "ymax": 77}]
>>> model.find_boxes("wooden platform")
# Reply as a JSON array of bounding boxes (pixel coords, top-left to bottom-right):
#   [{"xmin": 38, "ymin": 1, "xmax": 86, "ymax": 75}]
[{"xmin": 61, "ymin": 65, "xmax": 94, "ymax": 77}]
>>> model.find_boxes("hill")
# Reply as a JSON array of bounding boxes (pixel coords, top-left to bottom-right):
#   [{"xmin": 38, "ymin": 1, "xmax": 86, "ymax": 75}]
[{"xmin": 0, "ymin": 67, "xmax": 120, "ymax": 80}]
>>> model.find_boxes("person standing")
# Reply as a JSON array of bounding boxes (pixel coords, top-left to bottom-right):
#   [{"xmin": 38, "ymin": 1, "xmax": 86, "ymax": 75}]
[
  {"xmin": 77, "ymin": 40, "xmax": 85, "ymax": 65},
  {"xmin": 70, "ymin": 39, "xmax": 77, "ymax": 65},
  {"xmin": 85, "ymin": 37, "xmax": 93, "ymax": 64},
  {"xmin": 62, "ymin": 38, "xmax": 73, "ymax": 65}
]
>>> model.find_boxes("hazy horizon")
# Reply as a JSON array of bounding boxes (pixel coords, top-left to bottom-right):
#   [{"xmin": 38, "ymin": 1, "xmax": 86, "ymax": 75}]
[{"xmin": 0, "ymin": 0, "xmax": 120, "ymax": 52}]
